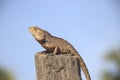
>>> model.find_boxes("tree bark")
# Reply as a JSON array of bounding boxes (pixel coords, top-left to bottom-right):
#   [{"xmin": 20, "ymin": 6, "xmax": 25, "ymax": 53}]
[{"xmin": 35, "ymin": 52, "xmax": 81, "ymax": 80}]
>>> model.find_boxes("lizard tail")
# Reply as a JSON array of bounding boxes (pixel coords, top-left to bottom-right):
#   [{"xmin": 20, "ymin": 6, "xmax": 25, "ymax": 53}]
[{"xmin": 79, "ymin": 55, "xmax": 91, "ymax": 80}]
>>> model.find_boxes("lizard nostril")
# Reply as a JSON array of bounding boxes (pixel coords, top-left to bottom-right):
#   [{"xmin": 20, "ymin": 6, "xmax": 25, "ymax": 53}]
[{"xmin": 28, "ymin": 27, "xmax": 33, "ymax": 32}]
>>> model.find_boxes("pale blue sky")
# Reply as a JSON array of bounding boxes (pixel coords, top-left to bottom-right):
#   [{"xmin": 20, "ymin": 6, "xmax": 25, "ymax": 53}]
[{"xmin": 0, "ymin": 0, "xmax": 120, "ymax": 80}]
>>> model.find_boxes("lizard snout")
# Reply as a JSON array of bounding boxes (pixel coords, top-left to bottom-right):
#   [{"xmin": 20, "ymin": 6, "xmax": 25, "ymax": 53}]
[{"xmin": 28, "ymin": 27, "xmax": 36, "ymax": 35}]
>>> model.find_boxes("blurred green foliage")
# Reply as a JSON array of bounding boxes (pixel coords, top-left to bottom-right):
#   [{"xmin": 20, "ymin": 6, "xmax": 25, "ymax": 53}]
[
  {"xmin": 105, "ymin": 48, "xmax": 120, "ymax": 67},
  {"xmin": 102, "ymin": 47, "xmax": 120, "ymax": 80},
  {"xmin": 0, "ymin": 68, "xmax": 14, "ymax": 80}
]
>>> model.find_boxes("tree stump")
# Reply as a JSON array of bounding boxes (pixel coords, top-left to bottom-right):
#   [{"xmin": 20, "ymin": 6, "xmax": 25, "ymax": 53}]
[{"xmin": 35, "ymin": 52, "xmax": 81, "ymax": 80}]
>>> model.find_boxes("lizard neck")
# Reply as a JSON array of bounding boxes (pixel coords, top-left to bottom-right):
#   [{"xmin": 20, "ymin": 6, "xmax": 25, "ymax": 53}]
[
  {"xmin": 39, "ymin": 33, "xmax": 53, "ymax": 46},
  {"xmin": 36, "ymin": 32, "xmax": 52, "ymax": 44},
  {"xmin": 40, "ymin": 33, "xmax": 55, "ymax": 52}
]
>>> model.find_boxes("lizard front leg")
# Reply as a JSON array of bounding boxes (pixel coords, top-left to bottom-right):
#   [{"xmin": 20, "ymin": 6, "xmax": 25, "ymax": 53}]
[
  {"xmin": 47, "ymin": 46, "xmax": 58, "ymax": 58},
  {"xmin": 53, "ymin": 46, "xmax": 58, "ymax": 55},
  {"xmin": 46, "ymin": 46, "xmax": 58, "ymax": 58}
]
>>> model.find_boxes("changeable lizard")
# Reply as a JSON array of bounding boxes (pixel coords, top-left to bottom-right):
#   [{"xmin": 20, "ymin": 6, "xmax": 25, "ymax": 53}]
[{"xmin": 28, "ymin": 26, "xmax": 91, "ymax": 80}]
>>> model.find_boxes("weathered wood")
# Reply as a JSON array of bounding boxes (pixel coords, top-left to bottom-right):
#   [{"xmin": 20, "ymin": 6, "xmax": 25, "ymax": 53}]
[{"xmin": 35, "ymin": 52, "xmax": 81, "ymax": 80}]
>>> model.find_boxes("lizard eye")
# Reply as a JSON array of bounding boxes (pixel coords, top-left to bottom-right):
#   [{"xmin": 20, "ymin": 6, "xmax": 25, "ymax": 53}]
[{"xmin": 45, "ymin": 39, "xmax": 48, "ymax": 43}]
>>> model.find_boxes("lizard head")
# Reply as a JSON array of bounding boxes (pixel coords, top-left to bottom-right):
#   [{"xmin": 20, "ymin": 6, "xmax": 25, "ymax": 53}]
[{"xmin": 28, "ymin": 26, "xmax": 45, "ymax": 42}]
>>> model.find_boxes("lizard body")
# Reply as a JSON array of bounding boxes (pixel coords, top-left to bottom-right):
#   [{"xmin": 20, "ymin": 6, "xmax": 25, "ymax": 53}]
[{"xmin": 28, "ymin": 26, "xmax": 91, "ymax": 80}]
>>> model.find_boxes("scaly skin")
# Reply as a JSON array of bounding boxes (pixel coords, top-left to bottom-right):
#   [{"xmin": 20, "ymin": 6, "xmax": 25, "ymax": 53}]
[{"xmin": 28, "ymin": 26, "xmax": 91, "ymax": 80}]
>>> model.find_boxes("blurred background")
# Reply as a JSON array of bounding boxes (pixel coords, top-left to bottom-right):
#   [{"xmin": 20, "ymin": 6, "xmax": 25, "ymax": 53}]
[{"xmin": 0, "ymin": 0, "xmax": 120, "ymax": 80}]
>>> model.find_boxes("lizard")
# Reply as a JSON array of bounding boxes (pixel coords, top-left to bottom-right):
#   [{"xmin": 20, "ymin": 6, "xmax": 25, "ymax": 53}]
[{"xmin": 28, "ymin": 26, "xmax": 91, "ymax": 80}]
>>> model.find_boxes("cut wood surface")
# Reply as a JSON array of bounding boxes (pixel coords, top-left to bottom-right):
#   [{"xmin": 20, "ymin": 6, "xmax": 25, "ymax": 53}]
[{"xmin": 35, "ymin": 52, "xmax": 81, "ymax": 80}]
